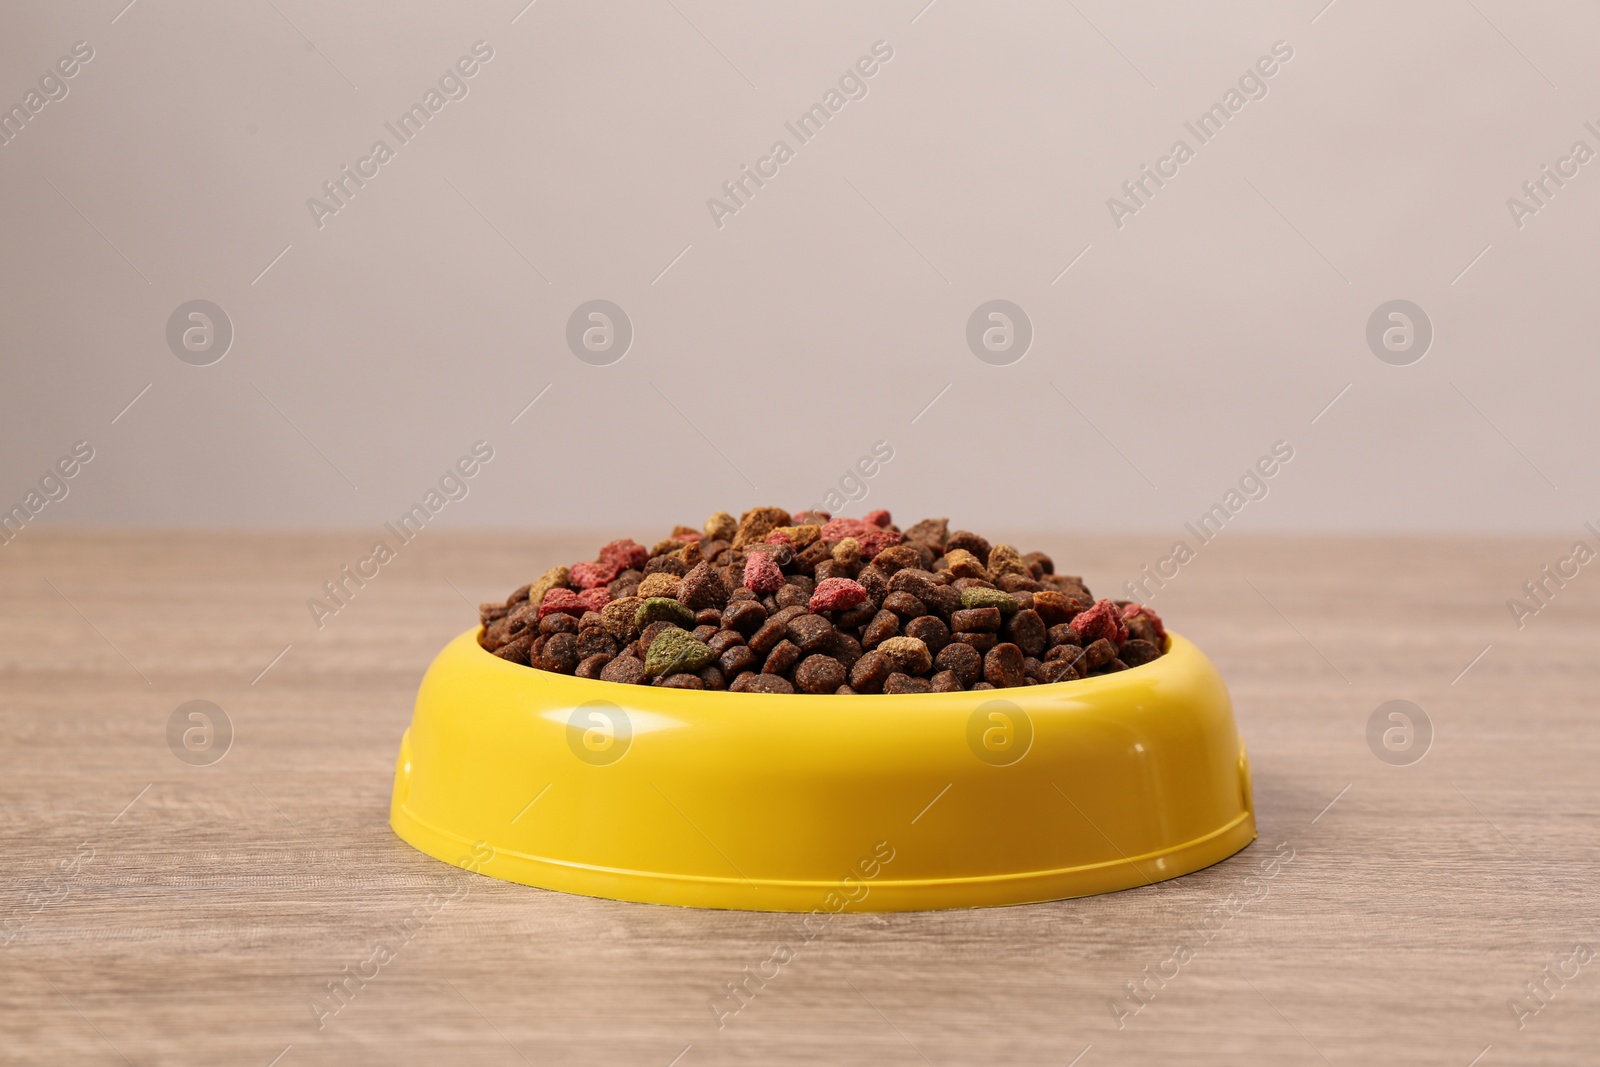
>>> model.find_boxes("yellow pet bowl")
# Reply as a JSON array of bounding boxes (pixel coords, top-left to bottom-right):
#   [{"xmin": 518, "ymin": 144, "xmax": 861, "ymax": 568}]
[{"xmin": 390, "ymin": 629, "xmax": 1255, "ymax": 911}]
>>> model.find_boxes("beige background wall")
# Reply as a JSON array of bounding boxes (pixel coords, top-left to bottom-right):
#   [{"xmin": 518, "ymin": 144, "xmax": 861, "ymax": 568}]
[{"xmin": 1, "ymin": 0, "xmax": 1595, "ymax": 535}]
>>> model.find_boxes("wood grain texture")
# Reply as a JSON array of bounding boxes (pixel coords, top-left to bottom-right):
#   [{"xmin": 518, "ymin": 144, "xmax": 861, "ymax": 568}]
[{"xmin": 2, "ymin": 530, "xmax": 1597, "ymax": 1066}]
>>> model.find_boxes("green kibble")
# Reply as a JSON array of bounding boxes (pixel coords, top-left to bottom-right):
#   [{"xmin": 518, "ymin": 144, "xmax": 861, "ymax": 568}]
[
  {"xmin": 960, "ymin": 587, "xmax": 1019, "ymax": 614},
  {"xmin": 635, "ymin": 597, "xmax": 695, "ymax": 630},
  {"xmin": 644, "ymin": 626, "xmax": 715, "ymax": 677}
]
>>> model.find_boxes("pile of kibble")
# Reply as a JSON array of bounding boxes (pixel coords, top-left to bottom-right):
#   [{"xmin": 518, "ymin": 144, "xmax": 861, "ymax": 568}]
[{"xmin": 477, "ymin": 508, "xmax": 1167, "ymax": 694}]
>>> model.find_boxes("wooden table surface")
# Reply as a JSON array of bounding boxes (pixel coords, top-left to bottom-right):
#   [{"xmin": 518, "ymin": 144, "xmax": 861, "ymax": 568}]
[{"xmin": 3, "ymin": 530, "xmax": 1596, "ymax": 1066}]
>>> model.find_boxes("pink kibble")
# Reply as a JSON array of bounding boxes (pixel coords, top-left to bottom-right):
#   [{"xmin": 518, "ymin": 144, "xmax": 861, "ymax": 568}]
[
  {"xmin": 599, "ymin": 538, "xmax": 648, "ymax": 571},
  {"xmin": 855, "ymin": 528, "xmax": 902, "ymax": 560},
  {"xmin": 863, "ymin": 509, "xmax": 892, "ymax": 528},
  {"xmin": 809, "ymin": 577, "xmax": 868, "ymax": 613},
  {"xmin": 1123, "ymin": 602, "xmax": 1166, "ymax": 642},
  {"xmin": 743, "ymin": 551, "xmax": 784, "ymax": 593},
  {"xmin": 765, "ymin": 529, "xmax": 794, "ymax": 546},
  {"xmin": 820, "ymin": 516, "xmax": 870, "ymax": 542},
  {"xmin": 570, "ymin": 560, "xmax": 616, "ymax": 589},
  {"xmin": 579, "ymin": 587, "xmax": 611, "ymax": 612},
  {"xmin": 1070, "ymin": 598, "xmax": 1128, "ymax": 645},
  {"xmin": 537, "ymin": 587, "xmax": 588, "ymax": 620}
]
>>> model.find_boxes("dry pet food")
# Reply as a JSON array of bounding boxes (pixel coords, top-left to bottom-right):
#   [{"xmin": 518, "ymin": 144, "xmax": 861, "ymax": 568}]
[{"xmin": 477, "ymin": 508, "xmax": 1168, "ymax": 693}]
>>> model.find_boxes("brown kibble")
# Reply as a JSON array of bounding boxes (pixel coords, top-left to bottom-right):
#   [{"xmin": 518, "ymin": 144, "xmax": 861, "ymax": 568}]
[
  {"xmin": 1119, "ymin": 639, "xmax": 1162, "ymax": 667},
  {"xmin": 944, "ymin": 547, "xmax": 990, "ymax": 581},
  {"xmin": 775, "ymin": 584, "xmax": 811, "ymax": 610},
  {"xmin": 763, "ymin": 639, "xmax": 802, "ymax": 676},
  {"xmin": 698, "ymin": 665, "xmax": 727, "ymax": 690},
  {"xmin": 849, "ymin": 650, "xmax": 892, "ymax": 693},
  {"xmin": 705, "ymin": 511, "xmax": 738, "ymax": 542},
  {"xmin": 935, "ymin": 642, "xmax": 983, "ymax": 687},
  {"xmin": 1032, "ymin": 590, "xmax": 1088, "ymax": 626},
  {"xmin": 831, "ymin": 633, "xmax": 864, "ymax": 670},
  {"xmin": 730, "ymin": 672, "xmax": 795, "ymax": 694},
  {"xmin": 951, "ymin": 607, "xmax": 1002, "ymax": 633},
  {"xmin": 1003, "ymin": 608, "xmax": 1048, "ymax": 658},
  {"xmin": 480, "ymin": 601, "xmax": 510, "ymax": 627},
  {"xmin": 1099, "ymin": 658, "xmax": 1130, "ymax": 674},
  {"xmin": 1082, "ymin": 638, "xmax": 1117, "ymax": 670},
  {"xmin": 862, "ymin": 609, "xmax": 899, "ymax": 650},
  {"xmin": 747, "ymin": 619, "xmax": 788, "ymax": 656},
  {"xmin": 876, "ymin": 635, "xmax": 933, "ymax": 675},
  {"xmin": 984, "ymin": 643, "xmax": 1026, "ymax": 688},
  {"xmin": 505, "ymin": 583, "xmax": 532, "ymax": 606},
  {"xmin": 1046, "ymin": 623, "xmax": 1082, "ymax": 648},
  {"xmin": 575, "ymin": 653, "xmax": 612, "ymax": 679},
  {"xmin": 929, "ymin": 670, "xmax": 962, "ymax": 692},
  {"xmin": 1036, "ymin": 659, "xmax": 1080, "ymax": 684},
  {"xmin": 886, "ymin": 567, "xmax": 942, "ymax": 603},
  {"xmin": 643, "ymin": 552, "xmax": 689, "ymax": 577},
  {"xmin": 576, "ymin": 627, "xmax": 619, "ymax": 659},
  {"xmin": 600, "ymin": 654, "xmax": 647, "ymax": 685},
  {"xmin": 882, "ymin": 591, "xmax": 927, "ymax": 619},
  {"xmin": 869, "ymin": 544, "xmax": 922, "ymax": 575},
  {"xmin": 884, "ymin": 673, "xmax": 932, "ymax": 695},
  {"xmin": 794, "ymin": 654, "xmax": 847, "ymax": 694},
  {"xmin": 856, "ymin": 565, "xmax": 890, "ymax": 605},
  {"xmin": 720, "ymin": 644, "xmax": 757, "ymax": 676},
  {"xmin": 481, "ymin": 615, "xmax": 513, "ymax": 650},
  {"xmin": 1022, "ymin": 551, "xmax": 1054, "ymax": 577},
  {"xmin": 732, "ymin": 506, "xmax": 792, "ymax": 548},
  {"xmin": 945, "ymin": 530, "xmax": 990, "ymax": 562},
  {"xmin": 678, "ymin": 561, "xmax": 729, "ymax": 611},
  {"xmin": 1045, "ymin": 643, "xmax": 1086, "ymax": 665},
  {"xmin": 536, "ymin": 632, "xmax": 580, "ymax": 674},
  {"xmin": 706, "ymin": 629, "xmax": 745, "ymax": 656},
  {"xmin": 952, "ymin": 631, "xmax": 998, "ymax": 654},
  {"xmin": 902, "ymin": 517, "xmax": 949, "ymax": 551},
  {"xmin": 540, "ymin": 612, "xmax": 579, "ymax": 635},
  {"xmin": 492, "ymin": 632, "xmax": 533, "ymax": 665},
  {"xmin": 903, "ymin": 615, "xmax": 949, "ymax": 656},
  {"xmin": 721, "ymin": 599, "xmax": 768, "ymax": 635},
  {"xmin": 658, "ymin": 672, "xmax": 705, "ymax": 689},
  {"xmin": 787, "ymin": 614, "xmax": 836, "ymax": 654}
]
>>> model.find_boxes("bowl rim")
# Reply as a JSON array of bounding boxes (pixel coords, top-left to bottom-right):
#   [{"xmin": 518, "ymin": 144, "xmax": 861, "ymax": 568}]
[{"xmin": 463, "ymin": 624, "xmax": 1179, "ymax": 704}]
